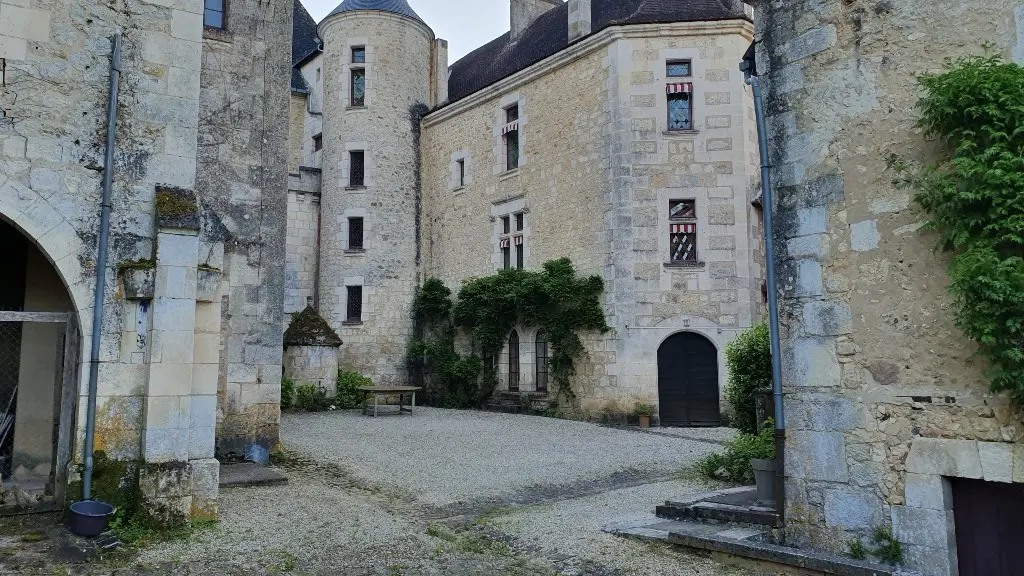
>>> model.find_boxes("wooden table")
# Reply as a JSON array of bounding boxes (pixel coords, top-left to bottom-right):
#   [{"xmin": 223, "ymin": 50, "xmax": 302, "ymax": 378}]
[{"xmin": 359, "ymin": 386, "xmax": 422, "ymax": 417}]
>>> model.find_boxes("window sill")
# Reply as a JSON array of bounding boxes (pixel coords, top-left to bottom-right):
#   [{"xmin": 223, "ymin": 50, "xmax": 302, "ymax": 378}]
[
  {"xmin": 663, "ymin": 129, "xmax": 700, "ymax": 138},
  {"xmin": 203, "ymin": 27, "xmax": 233, "ymax": 42},
  {"xmin": 346, "ymin": 105, "xmax": 367, "ymax": 111},
  {"xmin": 342, "ymin": 320, "xmax": 364, "ymax": 326},
  {"xmin": 499, "ymin": 168, "xmax": 520, "ymax": 181},
  {"xmin": 345, "ymin": 186, "xmax": 366, "ymax": 191},
  {"xmin": 344, "ymin": 249, "xmax": 366, "ymax": 255},
  {"xmin": 664, "ymin": 261, "xmax": 706, "ymax": 269},
  {"xmin": 452, "ymin": 186, "xmax": 466, "ymax": 193}
]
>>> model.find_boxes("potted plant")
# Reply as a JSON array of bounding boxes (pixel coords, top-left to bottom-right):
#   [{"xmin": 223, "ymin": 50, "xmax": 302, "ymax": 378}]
[
  {"xmin": 749, "ymin": 419, "xmax": 777, "ymax": 506},
  {"xmin": 633, "ymin": 403, "xmax": 655, "ymax": 428}
]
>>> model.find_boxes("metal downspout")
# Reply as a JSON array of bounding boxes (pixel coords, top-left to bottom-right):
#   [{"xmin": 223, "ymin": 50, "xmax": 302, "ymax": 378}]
[
  {"xmin": 746, "ymin": 73, "xmax": 787, "ymax": 524},
  {"xmin": 83, "ymin": 33, "xmax": 121, "ymax": 499}
]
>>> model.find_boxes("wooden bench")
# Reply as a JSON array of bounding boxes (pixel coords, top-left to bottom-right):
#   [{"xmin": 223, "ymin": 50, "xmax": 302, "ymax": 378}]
[{"xmin": 359, "ymin": 386, "xmax": 422, "ymax": 417}]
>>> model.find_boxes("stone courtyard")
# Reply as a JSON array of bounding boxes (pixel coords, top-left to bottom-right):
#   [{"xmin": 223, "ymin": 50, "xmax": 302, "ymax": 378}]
[{"xmin": 1, "ymin": 409, "xmax": 757, "ymax": 575}]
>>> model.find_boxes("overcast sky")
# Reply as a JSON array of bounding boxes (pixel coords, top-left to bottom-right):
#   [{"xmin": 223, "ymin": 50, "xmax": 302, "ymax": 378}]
[{"xmin": 300, "ymin": 0, "xmax": 516, "ymax": 63}]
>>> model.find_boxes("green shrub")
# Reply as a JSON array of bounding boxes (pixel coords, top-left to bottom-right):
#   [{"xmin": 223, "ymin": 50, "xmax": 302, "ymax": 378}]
[
  {"xmin": 295, "ymin": 383, "xmax": 329, "ymax": 412},
  {"xmin": 336, "ymin": 371, "xmax": 372, "ymax": 409},
  {"xmin": 694, "ymin": 420, "xmax": 775, "ymax": 484},
  {"xmin": 281, "ymin": 377, "xmax": 296, "ymax": 411},
  {"xmin": 632, "ymin": 402, "xmax": 655, "ymax": 417},
  {"xmin": 724, "ymin": 322, "xmax": 772, "ymax": 434}
]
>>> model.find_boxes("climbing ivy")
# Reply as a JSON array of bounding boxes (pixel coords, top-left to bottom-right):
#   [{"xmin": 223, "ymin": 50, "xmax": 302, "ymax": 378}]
[
  {"xmin": 409, "ymin": 259, "xmax": 610, "ymax": 408},
  {"xmin": 911, "ymin": 54, "xmax": 1024, "ymax": 403}
]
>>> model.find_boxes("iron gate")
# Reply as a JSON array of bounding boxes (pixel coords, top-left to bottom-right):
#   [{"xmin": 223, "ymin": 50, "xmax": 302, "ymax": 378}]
[{"xmin": 0, "ymin": 311, "xmax": 79, "ymax": 511}]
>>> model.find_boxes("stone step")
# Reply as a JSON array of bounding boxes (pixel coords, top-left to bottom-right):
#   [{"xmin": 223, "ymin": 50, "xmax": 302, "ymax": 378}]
[
  {"xmin": 605, "ymin": 517, "xmax": 897, "ymax": 576},
  {"xmin": 656, "ymin": 500, "xmax": 780, "ymax": 527}
]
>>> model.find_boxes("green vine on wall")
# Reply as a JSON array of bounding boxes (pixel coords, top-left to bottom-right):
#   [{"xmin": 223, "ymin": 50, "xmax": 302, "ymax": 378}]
[
  {"xmin": 910, "ymin": 54, "xmax": 1024, "ymax": 403},
  {"xmin": 409, "ymin": 258, "xmax": 610, "ymax": 408}
]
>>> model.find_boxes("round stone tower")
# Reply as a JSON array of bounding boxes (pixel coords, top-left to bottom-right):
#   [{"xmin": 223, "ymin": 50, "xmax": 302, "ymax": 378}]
[{"xmin": 317, "ymin": 0, "xmax": 437, "ymax": 384}]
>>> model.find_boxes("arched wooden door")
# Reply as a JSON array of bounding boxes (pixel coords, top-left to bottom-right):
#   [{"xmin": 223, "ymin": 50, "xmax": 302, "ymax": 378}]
[{"xmin": 658, "ymin": 332, "xmax": 720, "ymax": 427}]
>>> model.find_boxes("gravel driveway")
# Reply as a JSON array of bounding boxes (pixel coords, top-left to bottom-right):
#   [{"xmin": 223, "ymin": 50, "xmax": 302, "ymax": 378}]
[{"xmin": 280, "ymin": 408, "xmax": 726, "ymax": 512}]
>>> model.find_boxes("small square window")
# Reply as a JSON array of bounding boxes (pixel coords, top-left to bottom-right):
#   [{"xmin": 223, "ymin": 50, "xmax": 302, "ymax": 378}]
[
  {"xmin": 351, "ymin": 69, "xmax": 365, "ymax": 107},
  {"xmin": 350, "ymin": 151, "xmax": 365, "ymax": 187},
  {"xmin": 348, "ymin": 217, "xmax": 364, "ymax": 250},
  {"xmin": 667, "ymin": 60, "xmax": 691, "ymax": 77},
  {"xmin": 204, "ymin": 0, "xmax": 224, "ymax": 28},
  {"xmin": 456, "ymin": 159, "xmax": 466, "ymax": 187},
  {"xmin": 669, "ymin": 199, "xmax": 696, "ymax": 220},
  {"xmin": 352, "ymin": 47, "xmax": 366, "ymax": 64},
  {"xmin": 312, "ymin": 133, "xmax": 322, "ymax": 152},
  {"xmin": 346, "ymin": 286, "xmax": 363, "ymax": 322}
]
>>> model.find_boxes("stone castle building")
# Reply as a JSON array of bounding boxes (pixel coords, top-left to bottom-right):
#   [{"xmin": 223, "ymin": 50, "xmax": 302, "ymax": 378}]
[
  {"xmin": 286, "ymin": 0, "xmax": 765, "ymax": 424},
  {"xmin": 0, "ymin": 0, "xmax": 764, "ymax": 520},
  {"xmin": 751, "ymin": 0, "xmax": 1024, "ymax": 574}
]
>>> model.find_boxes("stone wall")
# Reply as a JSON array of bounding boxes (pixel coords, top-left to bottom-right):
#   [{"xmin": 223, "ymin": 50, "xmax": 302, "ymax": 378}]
[
  {"xmin": 420, "ymin": 20, "xmax": 760, "ymax": 416},
  {"xmin": 197, "ymin": 0, "xmax": 292, "ymax": 455},
  {"xmin": 284, "ymin": 187, "xmax": 320, "ymax": 317},
  {"xmin": 752, "ymin": 1, "xmax": 1024, "ymax": 573},
  {"xmin": 316, "ymin": 11, "xmax": 436, "ymax": 384}
]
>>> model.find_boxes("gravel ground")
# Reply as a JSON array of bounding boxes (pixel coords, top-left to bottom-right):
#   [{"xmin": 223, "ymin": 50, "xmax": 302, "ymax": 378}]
[
  {"xmin": 281, "ymin": 408, "xmax": 726, "ymax": 509},
  {"xmin": 7, "ymin": 410, "xmax": 747, "ymax": 575},
  {"xmin": 489, "ymin": 479, "xmax": 753, "ymax": 576},
  {"xmin": 648, "ymin": 426, "xmax": 739, "ymax": 444}
]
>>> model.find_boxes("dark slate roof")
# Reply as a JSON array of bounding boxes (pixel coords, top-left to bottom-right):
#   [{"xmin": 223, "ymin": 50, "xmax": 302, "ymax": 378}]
[
  {"xmin": 292, "ymin": 0, "xmax": 320, "ymax": 92},
  {"xmin": 284, "ymin": 306, "xmax": 343, "ymax": 347},
  {"xmin": 448, "ymin": 0, "xmax": 749, "ymax": 104},
  {"xmin": 325, "ymin": 0, "xmax": 423, "ymax": 22}
]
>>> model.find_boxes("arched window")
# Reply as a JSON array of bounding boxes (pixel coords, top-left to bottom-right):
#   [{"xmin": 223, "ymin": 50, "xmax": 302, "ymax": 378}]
[
  {"xmin": 535, "ymin": 332, "xmax": 549, "ymax": 392},
  {"xmin": 508, "ymin": 330, "xmax": 520, "ymax": 392}
]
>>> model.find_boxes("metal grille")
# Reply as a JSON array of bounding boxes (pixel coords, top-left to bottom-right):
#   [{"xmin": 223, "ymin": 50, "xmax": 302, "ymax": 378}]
[
  {"xmin": 348, "ymin": 217, "xmax": 364, "ymax": 250},
  {"xmin": 350, "ymin": 151, "xmax": 365, "ymax": 187},
  {"xmin": 0, "ymin": 321, "xmax": 23, "ymax": 481},
  {"xmin": 667, "ymin": 60, "xmax": 691, "ymax": 77},
  {"xmin": 671, "ymin": 231, "xmax": 698, "ymax": 263},
  {"xmin": 346, "ymin": 286, "xmax": 363, "ymax": 322}
]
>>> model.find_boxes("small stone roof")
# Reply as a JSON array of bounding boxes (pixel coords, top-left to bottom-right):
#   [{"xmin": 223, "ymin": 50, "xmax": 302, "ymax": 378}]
[
  {"xmin": 284, "ymin": 306, "xmax": 343, "ymax": 347},
  {"xmin": 447, "ymin": 0, "xmax": 749, "ymax": 104},
  {"xmin": 325, "ymin": 0, "xmax": 424, "ymax": 23}
]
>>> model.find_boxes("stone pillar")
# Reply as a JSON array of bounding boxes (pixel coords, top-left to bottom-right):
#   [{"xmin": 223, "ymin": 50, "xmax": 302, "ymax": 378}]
[
  {"xmin": 139, "ymin": 187, "xmax": 219, "ymax": 525},
  {"xmin": 568, "ymin": 0, "xmax": 591, "ymax": 42}
]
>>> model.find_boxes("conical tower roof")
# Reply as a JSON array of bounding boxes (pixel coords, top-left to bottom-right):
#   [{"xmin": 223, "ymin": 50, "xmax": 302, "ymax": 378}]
[{"xmin": 325, "ymin": 0, "xmax": 423, "ymax": 22}]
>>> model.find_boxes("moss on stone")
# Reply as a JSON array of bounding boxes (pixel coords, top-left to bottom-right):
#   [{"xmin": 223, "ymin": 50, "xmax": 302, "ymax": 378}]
[
  {"xmin": 154, "ymin": 186, "xmax": 200, "ymax": 231},
  {"xmin": 67, "ymin": 451, "xmax": 143, "ymax": 520},
  {"xmin": 284, "ymin": 306, "xmax": 343, "ymax": 347},
  {"xmin": 117, "ymin": 259, "xmax": 156, "ymax": 272}
]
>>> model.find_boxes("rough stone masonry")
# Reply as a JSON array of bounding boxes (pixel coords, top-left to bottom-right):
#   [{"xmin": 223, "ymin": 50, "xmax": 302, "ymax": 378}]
[{"xmin": 751, "ymin": 1, "xmax": 1024, "ymax": 574}]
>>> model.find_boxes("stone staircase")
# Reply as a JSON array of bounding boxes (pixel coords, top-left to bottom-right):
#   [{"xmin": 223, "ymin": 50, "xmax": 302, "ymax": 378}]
[{"xmin": 483, "ymin": 391, "xmax": 552, "ymax": 415}]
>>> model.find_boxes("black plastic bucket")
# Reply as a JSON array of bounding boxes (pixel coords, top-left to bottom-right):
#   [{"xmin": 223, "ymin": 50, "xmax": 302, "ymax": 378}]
[{"xmin": 67, "ymin": 500, "xmax": 116, "ymax": 537}]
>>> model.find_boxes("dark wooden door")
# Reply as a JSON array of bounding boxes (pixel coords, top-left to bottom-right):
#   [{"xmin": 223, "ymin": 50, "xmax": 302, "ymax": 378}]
[
  {"xmin": 952, "ymin": 478, "xmax": 1024, "ymax": 575},
  {"xmin": 658, "ymin": 332, "xmax": 720, "ymax": 427}
]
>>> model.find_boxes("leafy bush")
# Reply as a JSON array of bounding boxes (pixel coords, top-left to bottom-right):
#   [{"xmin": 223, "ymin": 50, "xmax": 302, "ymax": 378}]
[
  {"xmin": 724, "ymin": 322, "xmax": 772, "ymax": 434},
  {"xmin": 336, "ymin": 371, "xmax": 372, "ymax": 409},
  {"xmin": 695, "ymin": 420, "xmax": 775, "ymax": 484},
  {"xmin": 911, "ymin": 54, "xmax": 1024, "ymax": 403},
  {"xmin": 295, "ymin": 383, "xmax": 329, "ymax": 412},
  {"xmin": 632, "ymin": 402, "xmax": 655, "ymax": 417},
  {"xmin": 281, "ymin": 377, "xmax": 295, "ymax": 411}
]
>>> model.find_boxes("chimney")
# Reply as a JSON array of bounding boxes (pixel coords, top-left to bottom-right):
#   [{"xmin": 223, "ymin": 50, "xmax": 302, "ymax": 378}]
[
  {"xmin": 511, "ymin": 0, "xmax": 561, "ymax": 39},
  {"xmin": 568, "ymin": 0, "xmax": 591, "ymax": 42}
]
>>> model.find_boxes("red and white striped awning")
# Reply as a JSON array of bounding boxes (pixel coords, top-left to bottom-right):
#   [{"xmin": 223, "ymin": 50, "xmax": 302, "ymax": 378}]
[
  {"xmin": 513, "ymin": 235, "xmax": 524, "ymax": 246},
  {"xmin": 500, "ymin": 238, "xmax": 510, "ymax": 249},
  {"xmin": 671, "ymin": 223, "xmax": 696, "ymax": 234},
  {"xmin": 666, "ymin": 82, "xmax": 693, "ymax": 94},
  {"xmin": 502, "ymin": 120, "xmax": 519, "ymax": 135}
]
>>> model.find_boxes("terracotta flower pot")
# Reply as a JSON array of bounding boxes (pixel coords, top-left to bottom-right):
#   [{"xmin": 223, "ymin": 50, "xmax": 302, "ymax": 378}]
[{"xmin": 638, "ymin": 415, "xmax": 651, "ymax": 428}]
